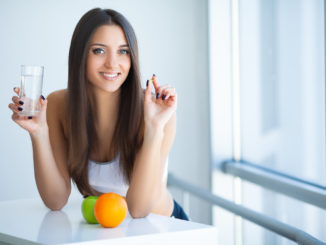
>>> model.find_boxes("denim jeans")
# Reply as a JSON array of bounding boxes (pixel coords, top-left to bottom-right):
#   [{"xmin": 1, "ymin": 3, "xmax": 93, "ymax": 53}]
[{"xmin": 170, "ymin": 199, "xmax": 189, "ymax": 221}]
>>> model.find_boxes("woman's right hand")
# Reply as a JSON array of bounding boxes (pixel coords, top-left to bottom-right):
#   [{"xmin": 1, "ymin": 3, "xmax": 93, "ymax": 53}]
[{"xmin": 8, "ymin": 87, "xmax": 48, "ymax": 134}]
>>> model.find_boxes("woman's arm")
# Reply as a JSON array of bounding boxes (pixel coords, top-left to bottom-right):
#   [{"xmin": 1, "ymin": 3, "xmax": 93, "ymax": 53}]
[
  {"xmin": 9, "ymin": 89, "xmax": 71, "ymax": 210},
  {"xmin": 30, "ymin": 90, "xmax": 71, "ymax": 210},
  {"xmin": 126, "ymin": 77, "xmax": 177, "ymax": 218}
]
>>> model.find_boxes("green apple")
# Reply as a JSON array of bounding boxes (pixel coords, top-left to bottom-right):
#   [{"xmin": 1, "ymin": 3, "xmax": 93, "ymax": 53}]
[{"xmin": 81, "ymin": 196, "xmax": 99, "ymax": 224}]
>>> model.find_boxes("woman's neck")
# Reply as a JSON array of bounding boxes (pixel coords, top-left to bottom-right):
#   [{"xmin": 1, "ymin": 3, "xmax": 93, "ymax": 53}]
[{"xmin": 92, "ymin": 87, "xmax": 120, "ymax": 131}]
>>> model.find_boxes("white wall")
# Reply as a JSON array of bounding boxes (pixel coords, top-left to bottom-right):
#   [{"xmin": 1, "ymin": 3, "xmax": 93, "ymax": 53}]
[{"xmin": 0, "ymin": 0, "xmax": 211, "ymax": 224}]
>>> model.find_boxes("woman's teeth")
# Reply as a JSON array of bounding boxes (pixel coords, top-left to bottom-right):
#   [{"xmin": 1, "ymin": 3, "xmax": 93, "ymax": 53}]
[{"xmin": 103, "ymin": 73, "xmax": 119, "ymax": 78}]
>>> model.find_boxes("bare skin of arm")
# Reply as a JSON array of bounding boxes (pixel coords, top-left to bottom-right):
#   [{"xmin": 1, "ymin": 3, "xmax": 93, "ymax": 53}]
[
  {"xmin": 126, "ymin": 77, "xmax": 177, "ymax": 218},
  {"xmin": 9, "ymin": 89, "xmax": 70, "ymax": 210}
]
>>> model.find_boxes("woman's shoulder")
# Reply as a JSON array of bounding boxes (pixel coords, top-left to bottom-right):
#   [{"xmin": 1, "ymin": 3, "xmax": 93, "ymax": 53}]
[
  {"xmin": 46, "ymin": 89, "xmax": 67, "ymax": 120},
  {"xmin": 47, "ymin": 89, "xmax": 67, "ymax": 102}
]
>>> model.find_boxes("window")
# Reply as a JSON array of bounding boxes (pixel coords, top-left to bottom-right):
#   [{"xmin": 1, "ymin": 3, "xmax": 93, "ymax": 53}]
[
  {"xmin": 239, "ymin": 0, "xmax": 326, "ymax": 186},
  {"xmin": 210, "ymin": 0, "xmax": 326, "ymax": 244}
]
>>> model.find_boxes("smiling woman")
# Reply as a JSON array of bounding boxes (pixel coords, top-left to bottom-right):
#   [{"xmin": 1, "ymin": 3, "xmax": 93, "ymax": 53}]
[
  {"xmin": 8, "ymin": 8, "xmax": 188, "ymax": 221},
  {"xmin": 86, "ymin": 25, "xmax": 131, "ymax": 93}
]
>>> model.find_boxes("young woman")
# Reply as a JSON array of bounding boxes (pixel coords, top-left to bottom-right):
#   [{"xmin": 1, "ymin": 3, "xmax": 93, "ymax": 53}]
[{"xmin": 8, "ymin": 8, "xmax": 189, "ymax": 220}]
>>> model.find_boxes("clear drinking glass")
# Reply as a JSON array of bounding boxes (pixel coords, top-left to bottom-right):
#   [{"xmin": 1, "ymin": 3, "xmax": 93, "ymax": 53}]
[{"xmin": 19, "ymin": 65, "xmax": 44, "ymax": 116}]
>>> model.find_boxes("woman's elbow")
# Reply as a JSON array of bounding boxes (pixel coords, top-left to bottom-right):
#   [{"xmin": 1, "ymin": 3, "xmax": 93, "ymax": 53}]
[
  {"xmin": 48, "ymin": 204, "xmax": 64, "ymax": 211},
  {"xmin": 129, "ymin": 206, "xmax": 151, "ymax": 218},
  {"xmin": 127, "ymin": 198, "xmax": 152, "ymax": 218},
  {"xmin": 43, "ymin": 195, "xmax": 69, "ymax": 211}
]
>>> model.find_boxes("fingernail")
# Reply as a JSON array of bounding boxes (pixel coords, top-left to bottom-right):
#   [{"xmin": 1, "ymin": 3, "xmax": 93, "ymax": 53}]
[
  {"xmin": 13, "ymin": 87, "xmax": 16, "ymax": 90},
  {"xmin": 18, "ymin": 107, "xmax": 23, "ymax": 111},
  {"xmin": 19, "ymin": 100, "xmax": 24, "ymax": 105},
  {"xmin": 153, "ymin": 74, "xmax": 156, "ymax": 77},
  {"xmin": 146, "ymin": 80, "xmax": 149, "ymax": 87},
  {"xmin": 162, "ymin": 94, "xmax": 166, "ymax": 100},
  {"xmin": 156, "ymin": 93, "xmax": 160, "ymax": 99},
  {"xmin": 28, "ymin": 116, "xmax": 32, "ymax": 119},
  {"xmin": 41, "ymin": 95, "xmax": 45, "ymax": 100}
]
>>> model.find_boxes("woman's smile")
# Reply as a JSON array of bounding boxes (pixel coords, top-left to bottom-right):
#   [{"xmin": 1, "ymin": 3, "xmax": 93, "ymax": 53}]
[{"xmin": 101, "ymin": 72, "xmax": 121, "ymax": 81}]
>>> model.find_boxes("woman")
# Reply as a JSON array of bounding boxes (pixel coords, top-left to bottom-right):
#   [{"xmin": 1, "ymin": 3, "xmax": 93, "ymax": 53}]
[{"xmin": 8, "ymin": 8, "xmax": 188, "ymax": 220}]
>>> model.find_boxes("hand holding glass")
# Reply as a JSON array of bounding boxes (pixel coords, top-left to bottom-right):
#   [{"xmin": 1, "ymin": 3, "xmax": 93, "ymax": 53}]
[{"xmin": 19, "ymin": 65, "xmax": 44, "ymax": 116}]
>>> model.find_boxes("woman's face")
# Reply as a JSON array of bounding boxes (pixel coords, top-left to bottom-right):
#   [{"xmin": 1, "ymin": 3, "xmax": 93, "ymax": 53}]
[{"xmin": 86, "ymin": 24, "xmax": 131, "ymax": 94}]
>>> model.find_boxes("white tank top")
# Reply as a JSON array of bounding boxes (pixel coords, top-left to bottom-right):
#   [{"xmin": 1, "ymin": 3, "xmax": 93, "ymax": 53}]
[{"xmin": 88, "ymin": 154, "xmax": 168, "ymax": 197}]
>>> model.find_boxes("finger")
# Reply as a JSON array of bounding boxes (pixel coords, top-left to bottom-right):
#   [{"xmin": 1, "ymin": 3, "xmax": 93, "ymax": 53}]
[
  {"xmin": 156, "ymin": 85, "xmax": 171, "ymax": 100},
  {"xmin": 152, "ymin": 75, "xmax": 160, "ymax": 92},
  {"xmin": 11, "ymin": 113, "xmax": 28, "ymax": 122},
  {"xmin": 13, "ymin": 87, "xmax": 20, "ymax": 96},
  {"xmin": 160, "ymin": 87, "xmax": 176, "ymax": 100},
  {"xmin": 12, "ymin": 96, "xmax": 24, "ymax": 106},
  {"xmin": 40, "ymin": 95, "xmax": 47, "ymax": 112},
  {"xmin": 37, "ymin": 95, "xmax": 48, "ymax": 121},
  {"xmin": 154, "ymin": 84, "xmax": 167, "ymax": 100},
  {"xmin": 8, "ymin": 103, "xmax": 23, "ymax": 113},
  {"xmin": 145, "ymin": 79, "xmax": 153, "ymax": 103},
  {"xmin": 11, "ymin": 113, "xmax": 19, "ymax": 122}
]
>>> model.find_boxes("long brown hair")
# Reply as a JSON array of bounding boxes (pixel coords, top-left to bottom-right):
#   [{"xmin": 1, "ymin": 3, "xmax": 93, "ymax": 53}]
[{"xmin": 67, "ymin": 8, "xmax": 143, "ymax": 196}]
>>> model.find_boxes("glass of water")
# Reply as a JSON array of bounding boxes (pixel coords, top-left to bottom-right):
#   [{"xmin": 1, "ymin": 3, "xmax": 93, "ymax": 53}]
[{"xmin": 19, "ymin": 65, "xmax": 44, "ymax": 116}]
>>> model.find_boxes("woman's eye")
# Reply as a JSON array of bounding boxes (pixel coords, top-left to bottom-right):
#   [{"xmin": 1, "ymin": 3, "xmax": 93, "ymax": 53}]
[
  {"xmin": 92, "ymin": 48, "xmax": 105, "ymax": 54},
  {"xmin": 119, "ymin": 49, "xmax": 129, "ymax": 55}
]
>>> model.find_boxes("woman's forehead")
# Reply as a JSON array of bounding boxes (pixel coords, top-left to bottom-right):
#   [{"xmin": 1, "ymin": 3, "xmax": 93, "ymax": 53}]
[{"xmin": 90, "ymin": 25, "xmax": 128, "ymax": 46}]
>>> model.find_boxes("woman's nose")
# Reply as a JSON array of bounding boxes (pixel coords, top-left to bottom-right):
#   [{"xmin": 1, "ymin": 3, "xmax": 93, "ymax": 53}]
[{"xmin": 104, "ymin": 52, "xmax": 118, "ymax": 68}]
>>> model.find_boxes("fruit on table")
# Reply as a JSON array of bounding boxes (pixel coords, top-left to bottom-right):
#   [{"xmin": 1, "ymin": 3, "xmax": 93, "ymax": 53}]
[
  {"xmin": 81, "ymin": 196, "xmax": 99, "ymax": 224},
  {"xmin": 94, "ymin": 192, "xmax": 128, "ymax": 228}
]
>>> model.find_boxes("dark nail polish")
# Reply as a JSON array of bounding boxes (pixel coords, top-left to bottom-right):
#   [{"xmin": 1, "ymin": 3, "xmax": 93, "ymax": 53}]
[
  {"xmin": 13, "ymin": 87, "xmax": 16, "ymax": 90},
  {"xmin": 18, "ymin": 107, "xmax": 23, "ymax": 111},
  {"xmin": 41, "ymin": 95, "xmax": 45, "ymax": 100},
  {"xmin": 28, "ymin": 116, "xmax": 32, "ymax": 119},
  {"xmin": 146, "ymin": 80, "xmax": 149, "ymax": 87},
  {"xmin": 153, "ymin": 74, "xmax": 156, "ymax": 77},
  {"xmin": 162, "ymin": 94, "xmax": 166, "ymax": 100},
  {"xmin": 19, "ymin": 100, "xmax": 24, "ymax": 105},
  {"xmin": 156, "ymin": 93, "xmax": 160, "ymax": 99}
]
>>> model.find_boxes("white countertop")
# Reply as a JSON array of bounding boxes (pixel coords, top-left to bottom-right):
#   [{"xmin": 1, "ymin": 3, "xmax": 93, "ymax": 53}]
[{"xmin": 0, "ymin": 196, "xmax": 217, "ymax": 244}]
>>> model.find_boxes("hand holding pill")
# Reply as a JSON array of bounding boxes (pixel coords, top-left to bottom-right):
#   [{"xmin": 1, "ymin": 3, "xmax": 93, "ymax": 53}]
[{"xmin": 144, "ymin": 74, "xmax": 177, "ymax": 129}]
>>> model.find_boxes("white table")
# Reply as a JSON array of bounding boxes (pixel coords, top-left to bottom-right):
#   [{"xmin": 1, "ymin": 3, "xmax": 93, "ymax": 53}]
[{"xmin": 0, "ymin": 196, "xmax": 217, "ymax": 244}]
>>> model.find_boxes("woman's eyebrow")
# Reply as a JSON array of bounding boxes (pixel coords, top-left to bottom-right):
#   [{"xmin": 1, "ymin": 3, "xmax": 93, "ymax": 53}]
[
  {"xmin": 89, "ymin": 43, "xmax": 129, "ymax": 48},
  {"xmin": 90, "ymin": 43, "xmax": 106, "ymax": 47}
]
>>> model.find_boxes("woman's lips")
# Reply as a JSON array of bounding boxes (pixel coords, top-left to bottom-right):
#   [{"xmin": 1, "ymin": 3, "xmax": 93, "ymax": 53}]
[{"xmin": 101, "ymin": 72, "xmax": 121, "ymax": 81}]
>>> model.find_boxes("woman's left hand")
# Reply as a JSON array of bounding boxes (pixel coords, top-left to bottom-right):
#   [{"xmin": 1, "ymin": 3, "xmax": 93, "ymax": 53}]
[{"xmin": 144, "ymin": 75, "xmax": 177, "ymax": 130}]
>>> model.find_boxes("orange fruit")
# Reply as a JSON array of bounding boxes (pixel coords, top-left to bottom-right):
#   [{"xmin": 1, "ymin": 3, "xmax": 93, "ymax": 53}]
[{"xmin": 94, "ymin": 193, "xmax": 128, "ymax": 228}]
